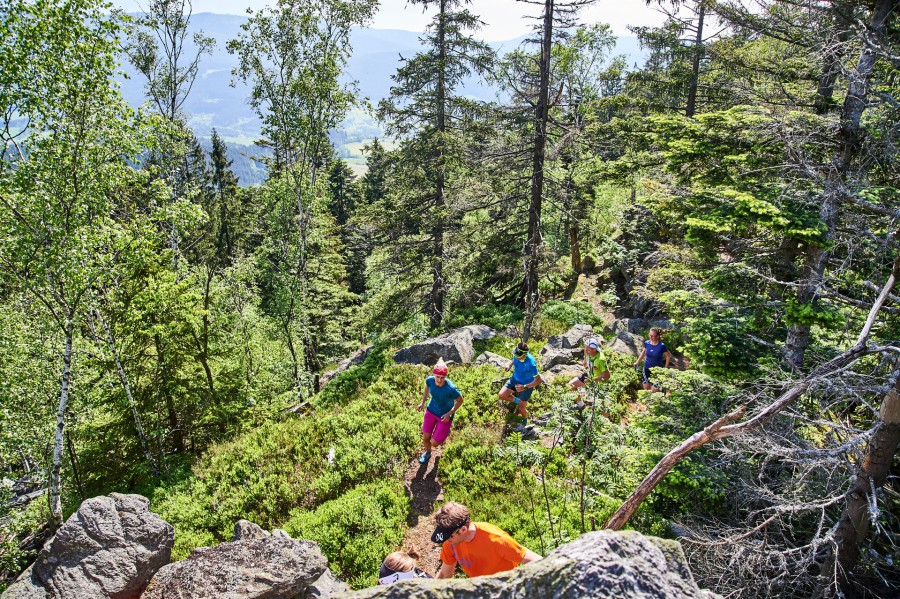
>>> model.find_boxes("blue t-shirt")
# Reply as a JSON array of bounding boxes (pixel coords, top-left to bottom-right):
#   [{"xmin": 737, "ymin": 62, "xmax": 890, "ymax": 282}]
[
  {"xmin": 425, "ymin": 376, "xmax": 462, "ymax": 417},
  {"xmin": 644, "ymin": 341, "xmax": 670, "ymax": 369},
  {"xmin": 510, "ymin": 353, "xmax": 539, "ymax": 385}
]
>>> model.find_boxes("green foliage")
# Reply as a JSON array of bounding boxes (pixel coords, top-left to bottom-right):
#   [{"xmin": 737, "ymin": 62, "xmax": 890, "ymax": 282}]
[
  {"xmin": 446, "ymin": 304, "xmax": 523, "ymax": 332},
  {"xmin": 0, "ymin": 500, "xmax": 47, "ymax": 592},
  {"xmin": 541, "ymin": 300, "xmax": 603, "ymax": 329},
  {"xmin": 284, "ymin": 480, "xmax": 408, "ymax": 589},
  {"xmin": 783, "ymin": 299, "xmax": 844, "ymax": 328}
]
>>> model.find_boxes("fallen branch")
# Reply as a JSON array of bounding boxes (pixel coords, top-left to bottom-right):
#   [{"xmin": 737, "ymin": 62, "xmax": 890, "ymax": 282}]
[{"xmin": 605, "ymin": 256, "xmax": 900, "ymax": 531}]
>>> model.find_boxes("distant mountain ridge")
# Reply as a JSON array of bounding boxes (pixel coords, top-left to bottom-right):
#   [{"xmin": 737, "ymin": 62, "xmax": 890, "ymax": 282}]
[
  {"xmin": 118, "ymin": 12, "xmax": 645, "ymax": 144},
  {"xmin": 117, "ymin": 13, "xmax": 645, "ymax": 185}
]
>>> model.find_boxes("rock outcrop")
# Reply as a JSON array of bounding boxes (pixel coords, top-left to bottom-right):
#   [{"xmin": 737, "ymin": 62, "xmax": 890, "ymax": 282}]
[
  {"xmin": 538, "ymin": 324, "xmax": 593, "ymax": 370},
  {"xmin": 346, "ymin": 530, "xmax": 719, "ymax": 599},
  {"xmin": 2, "ymin": 493, "xmax": 173, "ymax": 599},
  {"xmin": 142, "ymin": 535, "xmax": 328, "ymax": 599},
  {"xmin": 393, "ymin": 325, "xmax": 497, "ymax": 367},
  {"xmin": 606, "ymin": 331, "xmax": 645, "ymax": 357},
  {"xmin": 474, "ymin": 351, "xmax": 512, "ymax": 370}
]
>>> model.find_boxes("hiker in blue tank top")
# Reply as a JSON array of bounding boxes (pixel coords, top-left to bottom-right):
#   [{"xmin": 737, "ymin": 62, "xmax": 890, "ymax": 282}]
[
  {"xmin": 498, "ymin": 341, "xmax": 542, "ymax": 427},
  {"xmin": 634, "ymin": 327, "xmax": 671, "ymax": 392}
]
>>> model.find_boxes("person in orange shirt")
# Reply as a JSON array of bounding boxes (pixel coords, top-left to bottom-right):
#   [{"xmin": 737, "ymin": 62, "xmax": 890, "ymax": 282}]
[{"xmin": 432, "ymin": 501, "xmax": 542, "ymax": 578}]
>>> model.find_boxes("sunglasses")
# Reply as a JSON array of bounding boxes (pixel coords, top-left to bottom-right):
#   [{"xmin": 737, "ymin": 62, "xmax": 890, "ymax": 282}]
[{"xmin": 514, "ymin": 349, "xmax": 527, "ymax": 358}]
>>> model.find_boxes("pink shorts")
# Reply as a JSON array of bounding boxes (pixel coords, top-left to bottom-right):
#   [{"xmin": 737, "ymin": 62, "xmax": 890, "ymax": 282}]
[{"xmin": 422, "ymin": 410, "xmax": 453, "ymax": 445}]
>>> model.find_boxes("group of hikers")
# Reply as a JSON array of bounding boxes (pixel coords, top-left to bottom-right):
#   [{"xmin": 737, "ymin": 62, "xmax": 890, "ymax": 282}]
[
  {"xmin": 386, "ymin": 328, "xmax": 672, "ymax": 583},
  {"xmin": 417, "ymin": 328, "xmax": 672, "ymax": 465}
]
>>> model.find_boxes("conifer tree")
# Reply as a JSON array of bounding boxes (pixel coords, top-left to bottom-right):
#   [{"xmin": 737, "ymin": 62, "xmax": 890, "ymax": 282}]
[{"xmin": 374, "ymin": 0, "xmax": 493, "ymax": 329}]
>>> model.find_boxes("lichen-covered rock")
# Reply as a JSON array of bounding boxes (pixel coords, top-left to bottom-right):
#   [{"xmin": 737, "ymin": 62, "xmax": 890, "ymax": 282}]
[
  {"xmin": 141, "ymin": 535, "xmax": 327, "ymax": 599},
  {"xmin": 344, "ymin": 530, "xmax": 719, "ymax": 599},
  {"xmin": 539, "ymin": 347, "xmax": 582, "ymax": 370},
  {"xmin": 603, "ymin": 318, "xmax": 650, "ymax": 336},
  {"xmin": 474, "ymin": 352, "xmax": 512, "ymax": 370},
  {"xmin": 606, "ymin": 331, "xmax": 645, "ymax": 357},
  {"xmin": 393, "ymin": 326, "xmax": 497, "ymax": 367},
  {"xmin": 544, "ymin": 324, "xmax": 594, "ymax": 350},
  {"xmin": 233, "ymin": 519, "xmax": 269, "ymax": 541},
  {"xmin": 2, "ymin": 493, "xmax": 173, "ymax": 599},
  {"xmin": 305, "ymin": 569, "xmax": 350, "ymax": 598}
]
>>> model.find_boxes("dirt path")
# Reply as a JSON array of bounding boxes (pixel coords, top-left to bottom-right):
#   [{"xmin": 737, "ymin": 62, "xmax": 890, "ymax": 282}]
[{"xmin": 401, "ymin": 451, "xmax": 445, "ymax": 576}]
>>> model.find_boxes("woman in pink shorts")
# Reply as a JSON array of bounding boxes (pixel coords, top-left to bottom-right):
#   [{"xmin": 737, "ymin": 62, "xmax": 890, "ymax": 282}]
[{"xmin": 416, "ymin": 360, "xmax": 463, "ymax": 464}]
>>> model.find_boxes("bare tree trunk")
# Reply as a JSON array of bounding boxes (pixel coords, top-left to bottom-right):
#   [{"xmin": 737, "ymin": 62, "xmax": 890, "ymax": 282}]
[
  {"xmin": 783, "ymin": 0, "xmax": 893, "ymax": 369},
  {"xmin": 523, "ymin": 0, "xmax": 554, "ymax": 341},
  {"xmin": 95, "ymin": 308, "xmax": 160, "ymax": 476},
  {"xmin": 430, "ymin": 0, "xmax": 447, "ymax": 330},
  {"xmin": 64, "ymin": 429, "xmax": 85, "ymax": 501},
  {"xmin": 155, "ymin": 333, "xmax": 184, "ymax": 453},
  {"xmin": 605, "ymin": 406, "xmax": 746, "ymax": 530},
  {"xmin": 49, "ymin": 324, "xmax": 74, "ymax": 526},
  {"xmin": 832, "ymin": 369, "xmax": 900, "ymax": 590},
  {"xmin": 685, "ymin": 2, "xmax": 705, "ymax": 118}
]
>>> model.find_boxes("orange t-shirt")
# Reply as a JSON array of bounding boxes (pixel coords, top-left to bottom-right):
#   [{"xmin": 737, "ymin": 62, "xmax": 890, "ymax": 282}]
[{"xmin": 440, "ymin": 522, "xmax": 527, "ymax": 577}]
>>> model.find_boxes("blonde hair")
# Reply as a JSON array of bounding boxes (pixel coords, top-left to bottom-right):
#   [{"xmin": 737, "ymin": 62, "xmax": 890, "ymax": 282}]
[
  {"xmin": 434, "ymin": 501, "xmax": 470, "ymax": 529},
  {"xmin": 382, "ymin": 551, "xmax": 416, "ymax": 574}
]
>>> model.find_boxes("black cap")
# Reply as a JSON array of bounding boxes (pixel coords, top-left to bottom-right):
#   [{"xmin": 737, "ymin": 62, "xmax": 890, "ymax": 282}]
[{"xmin": 431, "ymin": 520, "xmax": 467, "ymax": 543}]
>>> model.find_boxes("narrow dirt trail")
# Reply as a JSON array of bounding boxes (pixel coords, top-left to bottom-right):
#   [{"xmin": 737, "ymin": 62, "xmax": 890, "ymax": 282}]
[{"xmin": 401, "ymin": 451, "xmax": 445, "ymax": 576}]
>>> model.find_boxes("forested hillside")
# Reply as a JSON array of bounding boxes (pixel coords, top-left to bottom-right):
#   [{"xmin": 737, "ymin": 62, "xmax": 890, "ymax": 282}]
[{"xmin": 1, "ymin": 0, "xmax": 897, "ymax": 597}]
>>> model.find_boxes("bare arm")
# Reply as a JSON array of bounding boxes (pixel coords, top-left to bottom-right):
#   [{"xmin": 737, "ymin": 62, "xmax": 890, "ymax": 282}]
[
  {"xmin": 520, "ymin": 548, "xmax": 542, "ymax": 564},
  {"xmin": 418, "ymin": 383, "xmax": 429, "ymax": 411},
  {"xmin": 595, "ymin": 369, "xmax": 611, "ymax": 382},
  {"xmin": 528, "ymin": 374, "xmax": 543, "ymax": 388},
  {"xmin": 441, "ymin": 396, "xmax": 463, "ymax": 422},
  {"xmin": 634, "ymin": 349, "xmax": 646, "ymax": 367},
  {"xmin": 663, "ymin": 351, "xmax": 671, "ymax": 368},
  {"xmin": 436, "ymin": 562, "xmax": 456, "ymax": 578}
]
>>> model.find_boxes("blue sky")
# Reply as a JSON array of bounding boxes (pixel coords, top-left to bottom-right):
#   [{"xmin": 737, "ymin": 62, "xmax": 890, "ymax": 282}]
[{"xmin": 112, "ymin": 0, "xmax": 666, "ymax": 41}]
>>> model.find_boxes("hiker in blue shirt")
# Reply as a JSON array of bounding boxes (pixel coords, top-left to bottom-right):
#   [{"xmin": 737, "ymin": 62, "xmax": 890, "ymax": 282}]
[
  {"xmin": 416, "ymin": 359, "xmax": 463, "ymax": 464},
  {"xmin": 498, "ymin": 342, "xmax": 542, "ymax": 427},
  {"xmin": 634, "ymin": 327, "xmax": 671, "ymax": 392}
]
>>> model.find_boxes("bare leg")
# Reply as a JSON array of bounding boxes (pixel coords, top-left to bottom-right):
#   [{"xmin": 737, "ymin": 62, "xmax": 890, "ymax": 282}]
[
  {"xmin": 422, "ymin": 432, "xmax": 433, "ymax": 453},
  {"xmin": 517, "ymin": 401, "xmax": 529, "ymax": 419},
  {"xmin": 568, "ymin": 377, "xmax": 585, "ymax": 391}
]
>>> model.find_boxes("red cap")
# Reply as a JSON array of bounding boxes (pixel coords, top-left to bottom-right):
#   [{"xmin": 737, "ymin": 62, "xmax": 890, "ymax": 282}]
[{"xmin": 433, "ymin": 365, "xmax": 448, "ymax": 376}]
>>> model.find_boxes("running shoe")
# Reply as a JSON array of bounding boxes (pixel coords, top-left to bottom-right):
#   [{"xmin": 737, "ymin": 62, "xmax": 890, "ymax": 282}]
[{"xmin": 418, "ymin": 451, "xmax": 431, "ymax": 464}]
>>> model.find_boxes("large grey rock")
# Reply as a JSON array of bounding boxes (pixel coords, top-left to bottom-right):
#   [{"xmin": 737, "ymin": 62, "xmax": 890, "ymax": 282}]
[
  {"xmin": 142, "ymin": 535, "xmax": 327, "ymax": 599},
  {"xmin": 345, "ymin": 530, "xmax": 719, "ymax": 599},
  {"xmin": 544, "ymin": 324, "xmax": 594, "ymax": 350},
  {"xmin": 393, "ymin": 326, "xmax": 497, "ymax": 367},
  {"xmin": 606, "ymin": 331, "xmax": 645, "ymax": 358},
  {"xmin": 474, "ymin": 352, "xmax": 512, "ymax": 370},
  {"xmin": 603, "ymin": 318, "xmax": 650, "ymax": 336},
  {"xmin": 2, "ymin": 493, "xmax": 173, "ymax": 599},
  {"xmin": 539, "ymin": 347, "xmax": 582, "ymax": 370},
  {"xmin": 538, "ymin": 325, "xmax": 594, "ymax": 370},
  {"xmin": 305, "ymin": 569, "xmax": 350, "ymax": 598}
]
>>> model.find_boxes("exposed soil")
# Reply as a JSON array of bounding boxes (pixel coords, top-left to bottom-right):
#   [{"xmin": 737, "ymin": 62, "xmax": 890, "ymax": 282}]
[{"xmin": 401, "ymin": 450, "xmax": 445, "ymax": 576}]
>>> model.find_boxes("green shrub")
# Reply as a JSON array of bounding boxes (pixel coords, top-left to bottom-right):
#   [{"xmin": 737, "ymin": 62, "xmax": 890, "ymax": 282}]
[
  {"xmin": 284, "ymin": 480, "xmax": 408, "ymax": 589},
  {"xmin": 0, "ymin": 500, "xmax": 47, "ymax": 592},
  {"xmin": 446, "ymin": 304, "xmax": 523, "ymax": 331},
  {"xmin": 542, "ymin": 300, "xmax": 603, "ymax": 329}
]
